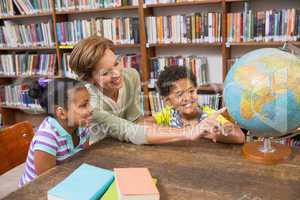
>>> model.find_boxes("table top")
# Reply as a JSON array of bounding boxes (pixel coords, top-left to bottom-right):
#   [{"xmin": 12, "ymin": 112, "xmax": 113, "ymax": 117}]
[{"xmin": 3, "ymin": 139, "xmax": 300, "ymax": 200}]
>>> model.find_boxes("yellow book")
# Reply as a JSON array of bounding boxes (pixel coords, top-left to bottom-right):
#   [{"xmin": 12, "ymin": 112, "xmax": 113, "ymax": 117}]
[{"xmin": 100, "ymin": 179, "xmax": 157, "ymax": 200}]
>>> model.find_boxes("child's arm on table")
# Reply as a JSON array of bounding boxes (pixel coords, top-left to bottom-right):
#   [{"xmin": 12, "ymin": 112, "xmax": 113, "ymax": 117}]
[{"xmin": 34, "ymin": 151, "xmax": 56, "ymax": 175}]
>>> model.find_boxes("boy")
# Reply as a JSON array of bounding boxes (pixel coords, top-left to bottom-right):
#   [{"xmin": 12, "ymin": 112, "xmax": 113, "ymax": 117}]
[{"xmin": 155, "ymin": 65, "xmax": 245, "ymax": 144}]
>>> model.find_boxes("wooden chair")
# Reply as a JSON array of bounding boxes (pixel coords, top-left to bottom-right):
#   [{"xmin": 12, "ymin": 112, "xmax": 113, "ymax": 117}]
[{"xmin": 0, "ymin": 121, "xmax": 34, "ymax": 175}]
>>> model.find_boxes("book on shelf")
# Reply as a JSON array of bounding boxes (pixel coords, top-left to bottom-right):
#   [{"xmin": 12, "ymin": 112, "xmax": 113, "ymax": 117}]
[
  {"xmin": 48, "ymin": 163, "xmax": 114, "ymax": 200},
  {"xmin": 0, "ymin": 21, "xmax": 54, "ymax": 48},
  {"xmin": 0, "ymin": 53, "xmax": 56, "ymax": 77},
  {"xmin": 114, "ymin": 168, "xmax": 159, "ymax": 200},
  {"xmin": 146, "ymin": 13, "xmax": 222, "ymax": 44},
  {"xmin": 227, "ymin": 3, "xmax": 300, "ymax": 43},
  {"xmin": 0, "ymin": 82, "xmax": 43, "ymax": 111},
  {"xmin": 148, "ymin": 91, "xmax": 165, "ymax": 115},
  {"xmin": 149, "ymin": 55, "xmax": 208, "ymax": 88},
  {"xmin": 198, "ymin": 93, "xmax": 221, "ymax": 110},
  {"xmin": 61, "ymin": 53, "xmax": 141, "ymax": 79},
  {"xmin": 56, "ymin": 17, "xmax": 140, "ymax": 45},
  {"xmin": 55, "ymin": 0, "xmax": 138, "ymax": 12},
  {"xmin": 0, "ymin": 0, "xmax": 14, "ymax": 16},
  {"xmin": 144, "ymin": 0, "xmax": 207, "ymax": 5},
  {"xmin": 12, "ymin": 0, "xmax": 51, "ymax": 15}
]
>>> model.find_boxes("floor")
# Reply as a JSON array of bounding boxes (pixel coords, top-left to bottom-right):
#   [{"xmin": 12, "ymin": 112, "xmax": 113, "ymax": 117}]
[{"xmin": 0, "ymin": 164, "xmax": 24, "ymax": 199}]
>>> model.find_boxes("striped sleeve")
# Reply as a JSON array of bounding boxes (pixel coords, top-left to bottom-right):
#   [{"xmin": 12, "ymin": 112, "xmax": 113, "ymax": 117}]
[{"xmin": 32, "ymin": 131, "xmax": 58, "ymax": 156}]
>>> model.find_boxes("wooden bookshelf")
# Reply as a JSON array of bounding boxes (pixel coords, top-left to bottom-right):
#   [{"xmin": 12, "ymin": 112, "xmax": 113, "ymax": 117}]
[
  {"xmin": 0, "ymin": 0, "xmax": 299, "ymax": 126},
  {"xmin": 56, "ymin": 6, "xmax": 138, "ymax": 15},
  {"xmin": 0, "ymin": 12, "xmax": 52, "ymax": 20}
]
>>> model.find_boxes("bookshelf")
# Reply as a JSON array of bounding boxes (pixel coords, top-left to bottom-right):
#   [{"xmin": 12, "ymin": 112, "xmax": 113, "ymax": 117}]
[{"xmin": 0, "ymin": 0, "xmax": 299, "ymax": 128}]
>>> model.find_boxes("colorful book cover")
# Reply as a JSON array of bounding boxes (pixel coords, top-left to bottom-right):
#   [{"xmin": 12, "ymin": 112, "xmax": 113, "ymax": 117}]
[{"xmin": 48, "ymin": 163, "xmax": 114, "ymax": 200}]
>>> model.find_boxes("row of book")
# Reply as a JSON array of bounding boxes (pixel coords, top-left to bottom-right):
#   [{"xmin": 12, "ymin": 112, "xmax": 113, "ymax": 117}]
[
  {"xmin": 0, "ymin": 83, "xmax": 42, "ymax": 111},
  {"xmin": 55, "ymin": 0, "xmax": 138, "ymax": 12},
  {"xmin": 0, "ymin": 54, "xmax": 56, "ymax": 76},
  {"xmin": 149, "ymin": 55, "xmax": 208, "ymax": 88},
  {"xmin": 146, "ymin": 13, "xmax": 222, "ymax": 44},
  {"xmin": 0, "ymin": 21, "xmax": 54, "ymax": 47},
  {"xmin": 145, "ymin": 0, "xmax": 202, "ymax": 5},
  {"xmin": 56, "ymin": 17, "xmax": 140, "ymax": 45},
  {"xmin": 61, "ymin": 53, "xmax": 141, "ymax": 78},
  {"xmin": 0, "ymin": 0, "xmax": 51, "ymax": 16},
  {"xmin": 227, "ymin": 8, "xmax": 300, "ymax": 43},
  {"xmin": 198, "ymin": 94, "xmax": 221, "ymax": 111}
]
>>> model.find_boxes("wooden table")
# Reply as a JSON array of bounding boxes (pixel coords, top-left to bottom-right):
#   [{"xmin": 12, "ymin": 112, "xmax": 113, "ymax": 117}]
[{"xmin": 3, "ymin": 139, "xmax": 300, "ymax": 200}]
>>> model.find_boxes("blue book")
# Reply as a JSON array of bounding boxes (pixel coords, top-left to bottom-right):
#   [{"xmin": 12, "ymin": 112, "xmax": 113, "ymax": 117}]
[{"xmin": 48, "ymin": 163, "xmax": 114, "ymax": 200}]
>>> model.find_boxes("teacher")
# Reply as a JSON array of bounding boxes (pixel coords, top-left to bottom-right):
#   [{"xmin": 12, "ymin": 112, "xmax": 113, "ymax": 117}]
[{"xmin": 69, "ymin": 36, "xmax": 221, "ymax": 145}]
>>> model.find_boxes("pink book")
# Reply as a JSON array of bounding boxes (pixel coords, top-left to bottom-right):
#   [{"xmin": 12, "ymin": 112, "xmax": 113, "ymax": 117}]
[{"xmin": 114, "ymin": 168, "xmax": 159, "ymax": 200}]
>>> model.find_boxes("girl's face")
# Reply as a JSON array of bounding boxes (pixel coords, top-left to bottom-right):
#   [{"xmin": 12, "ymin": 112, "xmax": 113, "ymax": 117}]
[
  {"xmin": 92, "ymin": 49, "xmax": 124, "ymax": 93},
  {"xmin": 165, "ymin": 78, "xmax": 200, "ymax": 118},
  {"xmin": 66, "ymin": 87, "xmax": 93, "ymax": 127}
]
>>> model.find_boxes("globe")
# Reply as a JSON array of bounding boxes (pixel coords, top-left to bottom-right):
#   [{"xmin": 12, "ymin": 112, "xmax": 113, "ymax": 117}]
[{"xmin": 224, "ymin": 48, "xmax": 300, "ymax": 138}]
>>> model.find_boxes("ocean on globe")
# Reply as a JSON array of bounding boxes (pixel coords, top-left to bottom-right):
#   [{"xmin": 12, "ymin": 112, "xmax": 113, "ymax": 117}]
[{"xmin": 224, "ymin": 48, "xmax": 300, "ymax": 137}]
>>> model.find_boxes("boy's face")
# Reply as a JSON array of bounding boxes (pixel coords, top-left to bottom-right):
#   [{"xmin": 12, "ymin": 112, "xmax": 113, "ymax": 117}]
[
  {"xmin": 67, "ymin": 88, "xmax": 93, "ymax": 127},
  {"xmin": 165, "ymin": 78, "xmax": 199, "ymax": 117},
  {"xmin": 92, "ymin": 49, "xmax": 124, "ymax": 93}
]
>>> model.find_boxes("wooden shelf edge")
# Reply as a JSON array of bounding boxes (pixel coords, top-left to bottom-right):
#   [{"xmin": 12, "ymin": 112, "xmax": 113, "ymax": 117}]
[
  {"xmin": 197, "ymin": 83, "xmax": 223, "ymax": 93},
  {"xmin": 0, "ymin": 47, "xmax": 56, "ymax": 51},
  {"xmin": 148, "ymin": 43, "xmax": 222, "ymax": 47},
  {"xmin": 59, "ymin": 44, "xmax": 140, "ymax": 49},
  {"xmin": 229, "ymin": 41, "xmax": 300, "ymax": 46},
  {"xmin": 145, "ymin": 0, "xmax": 221, "ymax": 8},
  {"xmin": 0, "ymin": 75, "xmax": 61, "ymax": 79},
  {"xmin": 56, "ymin": 6, "xmax": 138, "ymax": 15},
  {"xmin": 0, "ymin": 12, "xmax": 52, "ymax": 20},
  {"xmin": 1, "ymin": 105, "xmax": 45, "ymax": 114}
]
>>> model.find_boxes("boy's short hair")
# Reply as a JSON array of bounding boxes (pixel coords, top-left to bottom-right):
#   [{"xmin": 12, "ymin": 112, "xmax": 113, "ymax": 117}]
[
  {"xmin": 156, "ymin": 65, "xmax": 197, "ymax": 97},
  {"xmin": 69, "ymin": 36, "xmax": 114, "ymax": 81}
]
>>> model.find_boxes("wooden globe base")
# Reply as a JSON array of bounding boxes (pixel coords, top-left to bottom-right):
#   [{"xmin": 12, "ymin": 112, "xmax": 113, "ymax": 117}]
[{"xmin": 242, "ymin": 141, "xmax": 292, "ymax": 165}]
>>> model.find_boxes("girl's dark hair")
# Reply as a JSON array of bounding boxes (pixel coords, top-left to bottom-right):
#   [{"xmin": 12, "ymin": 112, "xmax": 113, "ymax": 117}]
[
  {"xmin": 28, "ymin": 78, "xmax": 85, "ymax": 116},
  {"xmin": 156, "ymin": 65, "xmax": 197, "ymax": 97}
]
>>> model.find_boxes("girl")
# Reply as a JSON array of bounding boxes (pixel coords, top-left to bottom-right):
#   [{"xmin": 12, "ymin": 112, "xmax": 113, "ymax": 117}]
[{"xmin": 19, "ymin": 78, "xmax": 92, "ymax": 187}]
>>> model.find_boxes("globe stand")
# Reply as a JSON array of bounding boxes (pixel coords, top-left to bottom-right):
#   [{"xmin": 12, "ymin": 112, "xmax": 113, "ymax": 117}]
[{"xmin": 242, "ymin": 137, "xmax": 292, "ymax": 165}]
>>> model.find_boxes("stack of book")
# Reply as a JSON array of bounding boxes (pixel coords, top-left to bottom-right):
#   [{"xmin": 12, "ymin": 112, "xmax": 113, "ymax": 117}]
[
  {"xmin": 47, "ymin": 164, "xmax": 159, "ymax": 200},
  {"xmin": 0, "ymin": 21, "xmax": 54, "ymax": 47},
  {"xmin": 146, "ymin": 13, "xmax": 222, "ymax": 44},
  {"xmin": 56, "ymin": 17, "xmax": 140, "ymax": 45},
  {"xmin": 55, "ymin": 0, "xmax": 138, "ymax": 11},
  {"xmin": 227, "ymin": 4, "xmax": 300, "ymax": 42}
]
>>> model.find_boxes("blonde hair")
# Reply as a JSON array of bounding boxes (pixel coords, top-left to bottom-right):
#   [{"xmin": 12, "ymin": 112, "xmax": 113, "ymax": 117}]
[{"xmin": 70, "ymin": 36, "xmax": 114, "ymax": 81}]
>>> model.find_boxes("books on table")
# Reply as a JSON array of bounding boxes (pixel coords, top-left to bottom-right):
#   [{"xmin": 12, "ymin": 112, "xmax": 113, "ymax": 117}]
[
  {"xmin": 114, "ymin": 168, "xmax": 159, "ymax": 200},
  {"xmin": 48, "ymin": 163, "xmax": 114, "ymax": 200}
]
